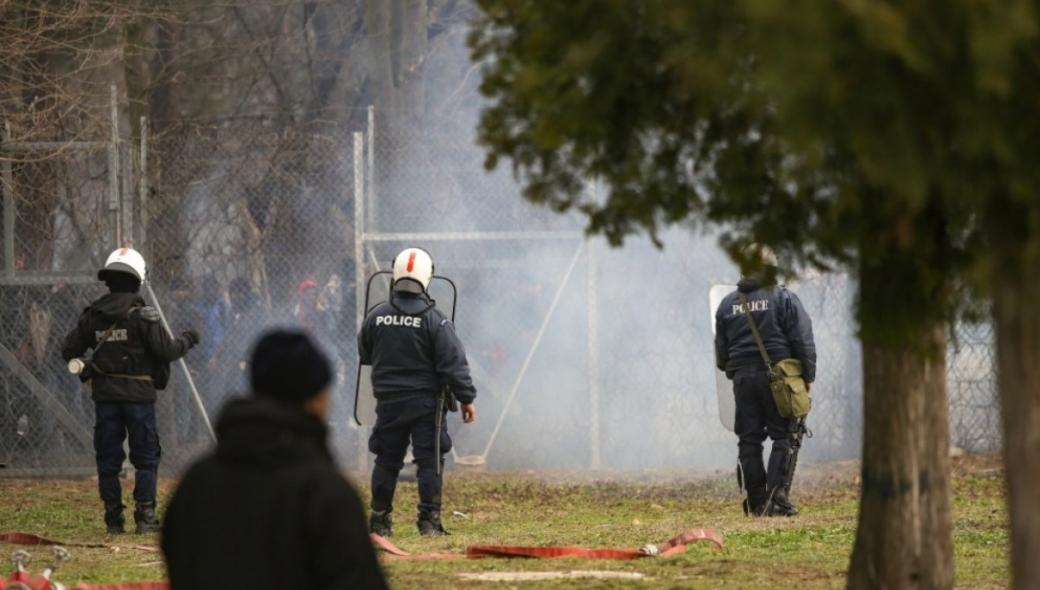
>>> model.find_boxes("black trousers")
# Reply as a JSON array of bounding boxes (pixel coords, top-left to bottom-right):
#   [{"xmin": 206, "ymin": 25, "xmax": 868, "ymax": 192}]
[
  {"xmin": 94, "ymin": 401, "xmax": 161, "ymax": 504},
  {"xmin": 733, "ymin": 368, "xmax": 800, "ymax": 503},
  {"xmin": 369, "ymin": 397, "xmax": 451, "ymax": 514}
]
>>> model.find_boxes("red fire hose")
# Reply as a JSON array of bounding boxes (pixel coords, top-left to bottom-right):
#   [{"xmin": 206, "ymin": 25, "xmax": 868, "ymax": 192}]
[
  {"xmin": 2, "ymin": 527, "xmax": 723, "ymax": 587},
  {"xmin": 371, "ymin": 527, "xmax": 724, "ymax": 561}
]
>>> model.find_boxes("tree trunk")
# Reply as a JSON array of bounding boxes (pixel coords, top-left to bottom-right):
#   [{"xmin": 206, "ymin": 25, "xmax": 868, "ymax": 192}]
[
  {"xmin": 366, "ymin": 0, "xmax": 396, "ymax": 113},
  {"xmin": 915, "ymin": 327, "xmax": 954, "ymax": 589},
  {"xmin": 398, "ymin": 0, "xmax": 427, "ymax": 115},
  {"xmin": 993, "ymin": 268, "xmax": 1040, "ymax": 590},
  {"xmin": 847, "ymin": 324, "xmax": 953, "ymax": 589}
]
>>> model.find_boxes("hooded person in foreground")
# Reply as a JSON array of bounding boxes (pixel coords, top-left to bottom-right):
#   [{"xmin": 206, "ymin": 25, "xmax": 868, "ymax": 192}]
[{"xmin": 161, "ymin": 329, "xmax": 387, "ymax": 590}]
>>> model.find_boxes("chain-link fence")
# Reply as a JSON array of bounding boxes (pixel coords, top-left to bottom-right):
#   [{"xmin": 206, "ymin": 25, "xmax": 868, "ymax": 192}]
[
  {"xmin": 0, "ymin": 128, "xmax": 116, "ymax": 476},
  {"xmin": 0, "ymin": 112, "xmax": 1003, "ymax": 478}
]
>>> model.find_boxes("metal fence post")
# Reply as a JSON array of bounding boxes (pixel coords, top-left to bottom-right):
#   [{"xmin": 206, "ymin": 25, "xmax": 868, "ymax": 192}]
[
  {"xmin": 353, "ymin": 130, "xmax": 368, "ymax": 471},
  {"xmin": 366, "ymin": 106, "xmax": 376, "ymax": 232},
  {"xmin": 2, "ymin": 122, "xmax": 14, "ymax": 277},
  {"xmin": 108, "ymin": 85, "xmax": 122, "ymax": 248},
  {"xmin": 139, "ymin": 116, "xmax": 149, "ymax": 256},
  {"xmin": 121, "ymin": 142, "xmax": 133, "ymax": 248},
  {"xmin": 145, "ymin": 283, "xmax": 215, "ymax": 442},
  {"xmin": 587, "ymin": 238, "xmax": 601, "ymax": 469}
]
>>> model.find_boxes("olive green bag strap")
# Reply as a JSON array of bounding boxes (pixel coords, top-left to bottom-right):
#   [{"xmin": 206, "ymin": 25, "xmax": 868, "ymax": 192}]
[
  {"xmin": 91, "ymin": 323, "xmax": 120, "ymax": 356},
  {"xmin": 738, "ymin": 293, "xmax": 774, "ymax": 371}
]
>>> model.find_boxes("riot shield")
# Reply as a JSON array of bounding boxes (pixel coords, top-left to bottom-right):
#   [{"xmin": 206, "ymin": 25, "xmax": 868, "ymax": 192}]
[
  {"xmin": 710, "ymin": 284, "xmax": 738, "ymax": 432},
  {"xmin": 353, "ymin": 272, "xmax": 458, "ymax": 426}
]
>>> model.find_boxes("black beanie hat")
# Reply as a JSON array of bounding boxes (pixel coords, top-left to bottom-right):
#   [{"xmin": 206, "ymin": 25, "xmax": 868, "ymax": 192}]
[{"xmin": 250, "ymin": 329, "xmax": 333, "ymax": 403}]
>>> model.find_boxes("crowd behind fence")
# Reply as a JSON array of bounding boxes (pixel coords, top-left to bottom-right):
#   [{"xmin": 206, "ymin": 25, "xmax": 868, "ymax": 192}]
[{"xmin": 0, "ymin": 117, "xmax": 1002, "ymax": 477}]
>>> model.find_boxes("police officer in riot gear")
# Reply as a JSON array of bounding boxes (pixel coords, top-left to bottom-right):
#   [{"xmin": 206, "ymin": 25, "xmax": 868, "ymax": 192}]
[
  {"xmin": 714, "ymin": 245, "xmax": 816, "ymax": 516},
  {"xmin": 62, "ymin": 248, "xmax": 199, "ymax": 534},
  {"xmin": 359, "ymin": 247, "xmax": 477, "ymax": 537}
]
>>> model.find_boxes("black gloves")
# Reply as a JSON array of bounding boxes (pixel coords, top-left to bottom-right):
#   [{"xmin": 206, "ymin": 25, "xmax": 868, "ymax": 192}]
[{"xmin": 182, "ymin": 330, "xmax": 200, "ymax": 348}]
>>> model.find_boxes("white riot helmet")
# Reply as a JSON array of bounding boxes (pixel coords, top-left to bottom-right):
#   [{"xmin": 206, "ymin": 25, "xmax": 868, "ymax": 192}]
[
  {"xmin": 391, "ymin": 247, "xmax": 434, "ymax": 294},
  {"xmin": 98, "ymin": 247, "xmax": 147, "ymax": 282}
]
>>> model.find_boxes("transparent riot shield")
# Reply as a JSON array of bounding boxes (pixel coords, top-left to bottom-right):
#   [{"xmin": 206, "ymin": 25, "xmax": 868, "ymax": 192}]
[
  {"xmin": 710, "ymin": 284, "xmax": 738, "ymax": 432},
  {"xmin": 353, "ymin": 272, "xmax": 458, "ymax": 426}
]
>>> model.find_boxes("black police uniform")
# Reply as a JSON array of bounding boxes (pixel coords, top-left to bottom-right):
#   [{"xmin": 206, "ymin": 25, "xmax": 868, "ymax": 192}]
[
  {"xmin": 358, "ymin": 290, "xmax": 476, "ymax": 521},
  {"xmin": 714, "ymin": 276, "xmax": 816, "ymax": 514},
  {"xmin": 61, "ymin": 291, "xmax": 195, "ymax": 519}
]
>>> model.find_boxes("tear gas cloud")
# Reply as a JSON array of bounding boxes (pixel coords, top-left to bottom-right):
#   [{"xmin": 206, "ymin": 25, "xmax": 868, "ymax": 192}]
[
  {"xmin": 154, "ymin": 21, "xmax": 867, "ymax": 473},
  {"xmin": 346, "ymin": 29, "xmax": 866, "ymax": 473}
]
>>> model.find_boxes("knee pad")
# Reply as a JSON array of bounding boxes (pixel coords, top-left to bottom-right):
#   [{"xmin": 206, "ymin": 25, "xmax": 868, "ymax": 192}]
[
  {"xmin": 738, "ymin": 443, "xmax": 764, "ymax": 461},
  {"xmin": 96, "ymin": 452, "xmax": 124, "ymax": 477},
  {"xmin": 129, "ymin": 446, "xmax": 160, "ymax": 471},
  {"xmin": 414, "ymin": 456, "xmax": 441, "ymax": 474},
  {"xmin": 373, "ymin": 461, "xmax": 403, "ymax": 477}
]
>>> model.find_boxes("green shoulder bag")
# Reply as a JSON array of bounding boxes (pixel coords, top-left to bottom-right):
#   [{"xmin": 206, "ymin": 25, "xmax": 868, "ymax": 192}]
[{"xmin": 738, "ymin": 293, "xmax": 811, "ymax": 419}]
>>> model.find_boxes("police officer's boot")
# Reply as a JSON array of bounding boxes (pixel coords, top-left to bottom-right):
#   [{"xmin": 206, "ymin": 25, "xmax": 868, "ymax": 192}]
[
  {"xmin": 417, "ymin": 510, "xmax": 448, "ymax": 537},
  {"xmin": 134, "ymin": 501, "xmax": 161, "ymax": 533},
  {"xmin": 369, "ymin": 509, "xmax": 393, "ymax": 537},
  {"xmin": 765, "ymin": 486, "xmax": 799, "ymax": 517},
  {"xmin": 765, "ymin": 440, "xmax": 799, "ymax": 517},
  {"xmin": 738, "ymin": 457, "xmax": 768, "ymax": 516},
  {"xmin": 103, "ymin": 502, "xmax": 125, "ymax": 534}
]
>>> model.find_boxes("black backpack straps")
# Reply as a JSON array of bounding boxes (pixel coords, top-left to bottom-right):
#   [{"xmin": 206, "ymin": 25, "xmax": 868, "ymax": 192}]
[
  {"xmin": 738, "ymin": 292, "xmax": 773, "ymax": 371},
  {"xmin": 92, "ymin": 322, "xmax": 120, "ymax": 355}
]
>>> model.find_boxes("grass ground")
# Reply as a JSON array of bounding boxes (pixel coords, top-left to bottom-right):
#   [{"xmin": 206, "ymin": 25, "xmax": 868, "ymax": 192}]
[{"xmin": 0, "ymin": 455, "xmax": 1008, "ymax": 589}]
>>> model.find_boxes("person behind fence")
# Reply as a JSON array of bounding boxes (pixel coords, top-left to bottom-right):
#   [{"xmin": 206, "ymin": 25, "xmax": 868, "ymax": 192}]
[
  {"xmin": 215, "ymin": 277, "xmax": 264, "ymax": 394},
  {"xmin": 714, "ymin": 244, "xmax": 816, "ymax": 517},
  {"xmin": 167, "ymin": 276, "xmax": 203, "ymax": 443},
  {"xmin": 161, "ymin": 329, "xmax": 387, "ymax": 590},
  {"xmin": 192, "ymin": 276, "xmax": 229, "ymax": 415},
  {"xmin": 61, "ymin": 247, "xmax": 199, "ymax": 534},
  {"xmin": 360, "ymin": 247, "xmax": 477, "ymax": 537}
]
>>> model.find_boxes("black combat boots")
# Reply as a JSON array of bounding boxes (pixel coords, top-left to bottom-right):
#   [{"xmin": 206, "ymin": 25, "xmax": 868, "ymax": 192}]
[
  {"xmin": 738, "ymin": 458, "xmax": 769, "ymax": 517},
  {"xmin": 104, "ymin": 502, "xmax": 125, "ymax": 534},
  {"xmin": 369, "ymin": 509, "xmax": 393, "ymax": 537},
  {"xmin": 742, "ymin": 495, "xmax": 768, "ymax": 517},
  {"xmin": 765, "ymin": 487, "xmax": 799, "ymax": 517},
  {"xmin": 417, "ymin": 510, "xmax": 448, "ymax": 536},
  {"xmin": 134, "ymin": 501, "xmax": 161, "ymax": 533}
]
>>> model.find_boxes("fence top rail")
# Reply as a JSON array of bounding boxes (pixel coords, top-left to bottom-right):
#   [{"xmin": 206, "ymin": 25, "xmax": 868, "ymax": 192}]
[
  {"xmin": 0, "ymin": 140, "xmax": 108, "ymax": 153},
  {"xmin": 362, "ymin": 231, "xmax": 584, "ymax": 242},
  {"xmin": 0, "ymin": 271, "xmax": 96, "ymax": 286}
]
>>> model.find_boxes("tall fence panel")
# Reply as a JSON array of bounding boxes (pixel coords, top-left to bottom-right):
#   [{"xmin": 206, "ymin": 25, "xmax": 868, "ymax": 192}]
[
  {"xmin": 0, "ymin": 115, "xmax": 1004, "ymax": 476},
  {"xmin": 0, "ymin": 131, "xmax": 115, "ymax": 475}
]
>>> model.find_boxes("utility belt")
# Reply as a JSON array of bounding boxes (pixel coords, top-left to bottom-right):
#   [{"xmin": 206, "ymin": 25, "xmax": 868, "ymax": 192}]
[
  {"xmin": 728, "ymin": 360, "xmax": 770, "ymax": 374},
  {"xmin": 71, "ymin": 357, "xmax": 153, "ymax": 383},
  {"xmin": 375, "ymin": 389, "xmax": 459, "ymax": 412},
  {"xmin": 725, "ymin": 358, "xmax": 774, "ymax": 378},
  {"xmin": 91, "ymin": 367, "xmax": 153, "ymax": 383}
]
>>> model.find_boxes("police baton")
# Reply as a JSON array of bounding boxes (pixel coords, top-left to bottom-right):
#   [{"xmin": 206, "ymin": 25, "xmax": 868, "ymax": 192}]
[
  {"xmin": 144, "ymin": 282, "xmax": 216, "ymax": 442},
  {"xmin": 434, "ymin": 388, "xmax": 446, "ymax": 476}
]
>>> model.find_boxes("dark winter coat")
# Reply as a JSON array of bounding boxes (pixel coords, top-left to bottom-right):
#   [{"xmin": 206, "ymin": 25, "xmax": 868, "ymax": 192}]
[
  {"xmin": 714, "ymin": 277, "xmax": 817, "ymax": 382},
  {"xmin": 358, "ymin": 291, "xmax": 476, "ymax": 404},
  {"xmin": 61, "ymin": 292, "xmax": 193, "ymax": 403},
  {"xmin": 161, "ymin": 397, "xmax": 387, "ymax": 590}
]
